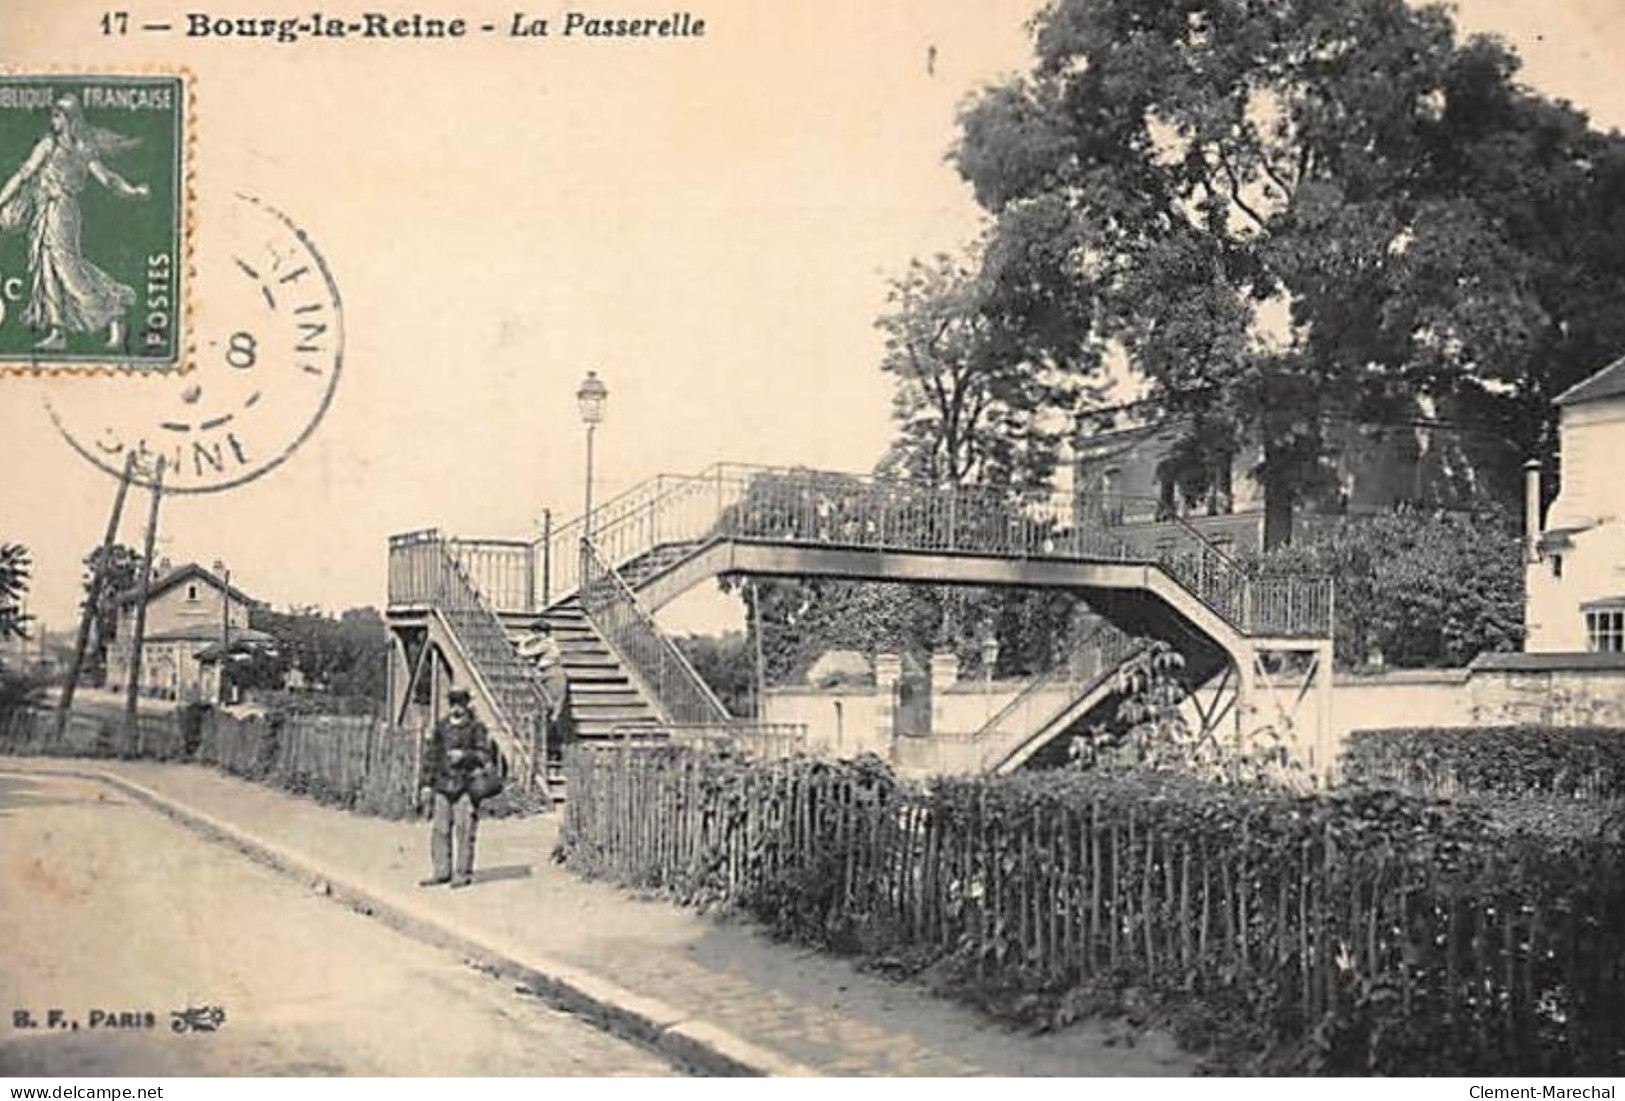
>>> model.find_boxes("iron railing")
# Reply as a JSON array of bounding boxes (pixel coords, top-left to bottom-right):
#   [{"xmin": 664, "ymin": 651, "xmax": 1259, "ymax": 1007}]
[
  {"xmin": 968, "ymin": 619, "xmax": 1145, "ymax": 771},
  {"xmin": 578, "ymin": 539, "xmax": 731, "ymax": 726},
  {"xmin": 390, "ymin": 463, "xmax": 1335, "ymax": 639},
  {"xmin": 449, "ymin": 538, "xmax": 533, "ymax": 615}
]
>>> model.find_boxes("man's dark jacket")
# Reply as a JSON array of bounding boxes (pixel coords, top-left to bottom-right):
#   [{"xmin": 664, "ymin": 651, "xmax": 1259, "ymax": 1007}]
[{"xmin": 421, "ymin": 712, "xmax": 493, "ymax": 798}]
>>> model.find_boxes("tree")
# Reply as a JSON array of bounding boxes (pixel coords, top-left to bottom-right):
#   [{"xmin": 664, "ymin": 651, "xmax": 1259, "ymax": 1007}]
[
  {"xmin": 248, "ymin": 605, "xmax": 388, "ymax": 705},
  {"xmin": 673, "ymin": 631, "xmax": 756, "ymax": 717},
  {"xmin": 0, "ymin": 543, "xmax": 30, "ymax": 644},
  {"xmin": 954, "ymin": 0, "xmax": 1625, "ymax": 545},
  {"xmin": 875, "ymin": 250, "xmax": 1092, "ymax": 491},
  {"xmin": 80, "ymin": 543, "xmax": 142, "ymax": 682}
]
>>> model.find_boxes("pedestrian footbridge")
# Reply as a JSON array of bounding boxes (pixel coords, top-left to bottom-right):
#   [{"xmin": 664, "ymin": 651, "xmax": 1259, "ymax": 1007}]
[{"xmin": 385, "ymin": 464, "xmax": 1334, "ymax": 799}]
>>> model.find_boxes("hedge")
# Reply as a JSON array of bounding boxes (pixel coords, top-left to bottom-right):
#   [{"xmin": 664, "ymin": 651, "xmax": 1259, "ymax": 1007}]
[
  {"xmin": 1342, "ymin": 726, "xmax": 1625, "ymax": 799},
  {"xmin": 559, "ymin": 745, "xmax": 1625, "ymax": 1075}
]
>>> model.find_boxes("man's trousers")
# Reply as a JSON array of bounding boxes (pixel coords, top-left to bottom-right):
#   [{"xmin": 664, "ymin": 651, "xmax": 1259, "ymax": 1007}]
[{"xmin": 430, "ymin": 790, "xmax": 478, "ymax": 882}]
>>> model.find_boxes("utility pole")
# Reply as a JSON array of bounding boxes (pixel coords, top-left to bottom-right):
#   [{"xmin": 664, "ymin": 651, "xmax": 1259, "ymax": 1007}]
[
  {"xmin": 218, "ymin": 563, "xmax": 230, "ymax": 705},
  {"xmin": 123, "ymin": 458, "xmax": 166, "ymax": 746},
  {"xmin": 56, "ymin": 453, "xmax": 138, "ymax": 739}
]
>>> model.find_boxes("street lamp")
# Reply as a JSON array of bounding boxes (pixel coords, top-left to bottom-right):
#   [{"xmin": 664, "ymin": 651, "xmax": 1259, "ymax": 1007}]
[{"xmin": 576, "ymin": 370, "xmax": 608, "ymax": 544}]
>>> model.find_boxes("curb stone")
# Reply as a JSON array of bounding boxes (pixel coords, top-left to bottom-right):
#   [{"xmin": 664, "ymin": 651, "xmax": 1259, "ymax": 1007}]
[{"xmin": 17, "ymin": 765, "xmax": 820, "ymax": 1078}]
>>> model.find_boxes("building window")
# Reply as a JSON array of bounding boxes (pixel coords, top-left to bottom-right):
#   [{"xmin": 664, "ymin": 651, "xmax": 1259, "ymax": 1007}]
[
  {"xmin": 1586, "ymin": 610, "xmax": 1625, "ymax": 653},
  {"xmin": 1551, "ymin": 555, "xmax": 1563, "ymax": 580}
]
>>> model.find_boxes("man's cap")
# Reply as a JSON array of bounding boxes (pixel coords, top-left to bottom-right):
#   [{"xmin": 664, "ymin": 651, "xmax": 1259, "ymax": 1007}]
[
  {"xmin": 448, "ymin": 687, "xmax": 472, "ymax": 705},
  {"xmin": 528, "ymin": 617, "xmax": 552, "ymax": 631}
]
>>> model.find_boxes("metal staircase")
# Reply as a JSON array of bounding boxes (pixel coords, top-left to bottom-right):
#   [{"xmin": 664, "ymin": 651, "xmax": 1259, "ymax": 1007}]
[
  {"xmin": 386, "ymin": 531, "xmax": 553, "ymax": 789},
  {"xmin": 971, "ymin": 619, "xmax": 1148, "ymax": 773}
]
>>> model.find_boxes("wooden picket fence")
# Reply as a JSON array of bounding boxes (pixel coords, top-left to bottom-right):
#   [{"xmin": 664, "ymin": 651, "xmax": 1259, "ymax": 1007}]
[
  {"xmin": 199, "ymin": 711, "xmax": 419, "ymax": 817},
  {"xmin": 0, "ymin": 705, "xmax": 420, "ymax": 818},
  {"xmin": 560, "ymin": 744, "xmax": 1625, "ymax": 1074},
  {"xmin": 0, "ymin": 704, "xmax": 188, "ymax": 759}
]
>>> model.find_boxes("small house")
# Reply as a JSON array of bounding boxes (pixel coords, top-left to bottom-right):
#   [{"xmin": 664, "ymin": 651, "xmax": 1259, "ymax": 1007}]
[{"xmin": 104, "ymin": 560, "xmax": 271, "ymax": 703}]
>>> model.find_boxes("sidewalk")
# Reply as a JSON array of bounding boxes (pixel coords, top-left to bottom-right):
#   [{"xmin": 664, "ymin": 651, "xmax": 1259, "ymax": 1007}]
[{"xmin": 1, "ymin": 757, "xmax": 1195, "ymax": 1077}]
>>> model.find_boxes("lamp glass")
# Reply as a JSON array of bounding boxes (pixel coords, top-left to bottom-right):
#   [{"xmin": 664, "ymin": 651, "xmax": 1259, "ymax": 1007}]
[{"xmin": 577, "ymin": 370, "xmax": 608, "ymax": 425}]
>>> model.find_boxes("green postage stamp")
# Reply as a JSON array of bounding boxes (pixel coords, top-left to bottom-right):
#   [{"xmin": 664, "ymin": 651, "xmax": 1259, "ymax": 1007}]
[{"xmin": 0, "ymin": 73, "xmax": 190, "ymax": 373}]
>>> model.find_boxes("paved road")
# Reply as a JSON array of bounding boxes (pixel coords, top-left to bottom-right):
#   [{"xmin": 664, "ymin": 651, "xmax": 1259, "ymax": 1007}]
[{"xmin": 0, "ymin": 772, "xmax": 676, "ymax": 1076}]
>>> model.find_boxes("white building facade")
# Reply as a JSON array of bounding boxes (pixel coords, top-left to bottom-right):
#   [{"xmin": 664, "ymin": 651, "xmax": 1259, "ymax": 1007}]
[{"xmin": 1526, "ymin": 357, "xmax": 1625, "ymax": 654}]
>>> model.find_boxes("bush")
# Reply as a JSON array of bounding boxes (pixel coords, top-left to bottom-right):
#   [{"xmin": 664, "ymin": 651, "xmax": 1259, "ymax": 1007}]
[
  {"xmin": 1342, "ymin": 726, "xmax": 1625, "ymax": 799},
  {"xmin": 1251, "ymin": 510, "xmax": 1524, "ymax": 669}
]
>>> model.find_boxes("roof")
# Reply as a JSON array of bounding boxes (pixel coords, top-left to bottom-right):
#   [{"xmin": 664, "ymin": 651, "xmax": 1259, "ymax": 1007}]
[
  {"xmin": 1554, "ymin": 355, "xmax": 1625, "ymax": 407},
  {"xmin": 1073, "ymin": 420, "xmax": 1171, "ymax": 460},
  {"xmin": 113, "ymin": 562, "xmax": 257, "ymax": 610},
  {"xmin": 194, "ymin": 628, "xmax": 279, "ymax": 661}
]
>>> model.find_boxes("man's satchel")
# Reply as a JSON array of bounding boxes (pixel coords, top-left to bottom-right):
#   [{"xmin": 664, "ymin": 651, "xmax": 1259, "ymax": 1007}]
[{"xmin": 468, "ymin": 760, "xmax": 505, "ymax": 802}]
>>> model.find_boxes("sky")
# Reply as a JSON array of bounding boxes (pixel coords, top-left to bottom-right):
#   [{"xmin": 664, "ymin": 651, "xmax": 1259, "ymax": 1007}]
[{"xmin": 1, "ymin": 0, "xmax": 1623, "ymax": 634}]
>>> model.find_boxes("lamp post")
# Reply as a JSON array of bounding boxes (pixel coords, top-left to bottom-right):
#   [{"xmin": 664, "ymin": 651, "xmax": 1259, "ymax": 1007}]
[{"xmin": 577, "ymin": 370, "xmax": 608, "ymax": 546}]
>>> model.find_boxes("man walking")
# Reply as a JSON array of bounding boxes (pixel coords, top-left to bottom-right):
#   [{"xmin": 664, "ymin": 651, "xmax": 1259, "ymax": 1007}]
[{"xmin": 418, "ymin": 687, "xmax": 492, "ymax": 888}]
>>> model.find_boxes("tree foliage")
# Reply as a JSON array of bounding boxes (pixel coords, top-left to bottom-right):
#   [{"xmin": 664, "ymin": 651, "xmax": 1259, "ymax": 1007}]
[
  {"xmin": 0, "ymin": 543, "xmax": 31, "ymax": 645},
  {"xmin": 80, "ymin": 543, "xmax": 143, "ymax": 681},
  {"xmin": 673, "ymin": 631, "xmax": 757, "ymax": 718},
  {"xmin": 1252, "ymin": 508, "xmax": 1524, "ymax": 668},
  {"xmin": 953, "ymin": 0, "xmax": 1625, "ymax": 544},
  {"xmin": 875, "ymin": 250, "xmax": 1092, "ymax": 490},
  {"xmin": 248, "ymin": 605, "xmax": 388, "ymax": 704},
  {"xmin": 725, "ymin": 573, "xmax": 1086, "ymax": 688}
]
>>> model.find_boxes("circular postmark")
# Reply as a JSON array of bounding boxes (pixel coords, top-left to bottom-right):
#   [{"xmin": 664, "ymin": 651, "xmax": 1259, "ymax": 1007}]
[{"xmin": 46, "ymin": 193, "xmax": 342, "ymax": 493}]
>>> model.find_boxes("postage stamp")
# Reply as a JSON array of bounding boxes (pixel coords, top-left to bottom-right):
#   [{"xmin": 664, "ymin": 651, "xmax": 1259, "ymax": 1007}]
[
  {"xmin": 45, "ymin": 193, "xmax": 342, "ymax": 493},
  {"xmin": 0, "ymin": 72, "xmax": 191, "ymax": 374}
]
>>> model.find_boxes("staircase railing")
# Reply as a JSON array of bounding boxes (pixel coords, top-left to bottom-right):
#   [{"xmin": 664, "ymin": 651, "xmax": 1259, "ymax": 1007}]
[
  {"xmin": 541, "ymin": 463, "xmax": 805, "ymax": 605},
  {"xmin": 577, "ymin": 538, "xmax": 731, "ymax": 725},
  {"xmin": 968, "ymin": 619, "xmax": 1145, "ymax": 771},
  {"xmin": 387, "ymin": 530, "xmax": 553, "ymax": 785}
]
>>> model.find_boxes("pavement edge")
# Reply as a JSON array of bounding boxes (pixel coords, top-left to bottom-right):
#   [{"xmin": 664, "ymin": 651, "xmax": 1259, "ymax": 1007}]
[{"xmin": 16, "ymin": 764, "xmax": 819, "ymax": 1079}]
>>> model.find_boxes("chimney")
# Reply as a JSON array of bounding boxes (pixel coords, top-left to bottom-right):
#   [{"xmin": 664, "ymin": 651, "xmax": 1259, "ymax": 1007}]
[
  {"xmin": 1524, "ymin": 459, "xmax": 1543, "ymax": 564},
  {"xmin": 156, "ymin": 557, "xmax": 171, "ymax": 576}
]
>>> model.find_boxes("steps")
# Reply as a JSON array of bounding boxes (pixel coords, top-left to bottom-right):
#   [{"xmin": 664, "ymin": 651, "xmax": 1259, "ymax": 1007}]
[
  {"xmin": 514, "ymin": 599, "xmax": 663, "ymax": 742},
  {"xmin": 614, "ymin": 540, "xmax": 703, "ymax": 591}
]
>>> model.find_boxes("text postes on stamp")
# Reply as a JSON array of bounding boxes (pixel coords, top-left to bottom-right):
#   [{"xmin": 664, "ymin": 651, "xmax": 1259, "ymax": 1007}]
[
  {"xmin": 0, "ymin": 72, "xmax": 190, "ymax": 373},
  {"xmin": 47, "ymin": 193, "xmax": 342, "ymax": 493}
]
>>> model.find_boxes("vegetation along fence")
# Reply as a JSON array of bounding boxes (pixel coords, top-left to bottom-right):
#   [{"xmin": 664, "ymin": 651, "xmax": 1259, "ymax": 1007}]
[{"xmin": 560, "ymin": 745, "xmax": 1625, "ymax": 1075}]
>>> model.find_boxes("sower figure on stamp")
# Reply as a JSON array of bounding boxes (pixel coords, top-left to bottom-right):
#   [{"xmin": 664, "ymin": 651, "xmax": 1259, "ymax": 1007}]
[
  {"xmin": 417, "ymin": 687, "xmax": 492, "ymax": 889},
  {"xmin": 0, "ymin": 94, "xmax": 150, "ymax": 351}
]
